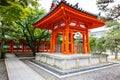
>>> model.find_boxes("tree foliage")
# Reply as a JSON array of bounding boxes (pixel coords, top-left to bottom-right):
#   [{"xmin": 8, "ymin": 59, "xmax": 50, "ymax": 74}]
[
  {"xmin": 0, "ymin": 0, "xmax": 33, "ymax": 51},
  {"xmin": 96, "ymin": 0, "xmax": 120, "ymax": 59},
  {"xmin": 15, "ymin": 8, "xmax": 51, "ymax": 55},
  {"xmin": 97, "ymin": 0, "xmax": 120, "ymax": 20},
  {"xmin": 96, "ymin": 37, "xmax": 106, "ymax": 53},
  {"xmin": 0, "ymin": 0, "xmax": 51, "ymax": 56},
  {"xmin": 90, "ymin": 35, "xmax": 106, "ymax": 54},
  {"xmin": 90, "ymin": 36, "xmax": 97, "ymax": 52},
  {"xmin": 105, "ymin": 21, "xmax": 120, "ymax": 59}
]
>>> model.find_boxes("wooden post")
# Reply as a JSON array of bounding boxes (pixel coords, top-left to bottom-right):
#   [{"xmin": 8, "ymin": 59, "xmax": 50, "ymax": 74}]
[
  {"xmin": 24, "ymin": 45, "xmax": 27, "ymax": 52},
  {"xmin": 22, "ymin": 44, "xmax": 24, "ymax": 52},
  {"xmin": 50, "ymin": 33, "xmax": 53, "ymax": 53},
  {"xmin": 65, "ymin": 27, "xmax": 69, "ymax": 54},
  {"xmin": 10, "ymin": 41, "xmax": 14, "ymax": 53},
  {"xmin": 72, "ymin": 33, "xmax": 75, "ymax": 54},
  {"xmin": 69, "ymin": 32, "xmax": 74, "ymax": 54},
  {"xmin": 62, "ymin": 32, "xmax": 65, "ymax": 54},
  {"xmin": 83, "ymin": 33, "xmax": 87, "ymax": 54},
  {"xmin": 86, "ymin": 29, "xmax": 91, "ymax": 53},
  {"xmin": 50, "ymin": 32, "xmax": 55, "ymax": 53}
]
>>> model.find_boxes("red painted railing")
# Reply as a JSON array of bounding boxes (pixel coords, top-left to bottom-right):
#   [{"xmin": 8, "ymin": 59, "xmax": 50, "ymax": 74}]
[{"xmin": 3, "ymin": 40, "xmax": 50, "ymax": 53}]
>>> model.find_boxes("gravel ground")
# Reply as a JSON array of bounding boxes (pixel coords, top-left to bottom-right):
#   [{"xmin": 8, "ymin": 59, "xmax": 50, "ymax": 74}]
[
  {"xmin": 23, "ymin": 60, "xmax": 120, "ymax": 80},
  {"xmin": 0, "ymin": 60, "xmax": 8, "ymax": 80},
  {"xmin": 65, "ymin": 65, "xmax": 120, "ymax": 80}
]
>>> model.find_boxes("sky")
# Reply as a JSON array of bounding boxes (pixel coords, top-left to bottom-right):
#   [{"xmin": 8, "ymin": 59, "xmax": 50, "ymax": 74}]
[
  {"xmin": 39, "ymin": 0, "xmax": 99, "ymax": 13},
  {"xmin": 39, "ymin": 0, "xmax": 105, "ymax": 32}
]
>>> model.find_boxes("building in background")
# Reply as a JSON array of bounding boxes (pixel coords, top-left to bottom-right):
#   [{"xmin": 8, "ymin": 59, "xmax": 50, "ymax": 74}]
[{"xmin": 89, "ymin": 27, "xmax": 107, "ymax": 38}]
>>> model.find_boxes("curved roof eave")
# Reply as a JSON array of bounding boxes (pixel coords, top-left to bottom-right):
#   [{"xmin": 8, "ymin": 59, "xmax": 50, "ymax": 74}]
[{"xmin": 33, "ymin": 0, "xmax": 98, "ymax": 27}]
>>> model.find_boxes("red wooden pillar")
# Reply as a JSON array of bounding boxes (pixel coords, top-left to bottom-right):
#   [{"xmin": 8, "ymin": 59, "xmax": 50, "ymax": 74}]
[
  {"xmin": 50, "ymin": 32, "xmax": 55, "ymax": 53},
  {"xmin": 22, "ymin": 44, "xmax": 27, "ymax": 52},
  {"xmin": 22, "ymin": 44, "xmax": 25, "ymax": 52},
  {"xmin": 69, "ymin": 32, "xmax": 74, "ymax": 54},
  {"xmin": 86, "ymin": 29, "xmax": 91, "ymax": 53},
  {"xmin": 10, "ymin": 41, "xmax": 14, "ymax": 53},
  {"xmin": 50, "ymin": 34, "xmax": 53, "ymax": 53},
  {"xmin": 24, "ymin": 45, "xmax": 26, "ymax": 52},
  {"xmin": 44, "ymin": 43, "xmax": 46, "ymax": 52},
  {"xmin": 65, "ymin": 29, "xmax": 69, "ymax": 54},
  {"xmin": 71, "ymin": 33, "xmax": 75, "ymax": 54},
  {"xmin": 83, "ymin": 33, "xmax": 87, "ymax": 54},
  {"xmin": 62, "ymin": 31, "xmax": 65, "ymax": 54},
  {"xmin": 42, "ymin": 43, "xmax": 44, "ymax": 52}
]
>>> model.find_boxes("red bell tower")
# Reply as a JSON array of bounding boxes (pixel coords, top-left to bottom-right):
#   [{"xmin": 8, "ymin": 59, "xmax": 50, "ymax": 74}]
[{"xmin": 34, "ymin": 1, "xmax": 105, "ymax": 54}]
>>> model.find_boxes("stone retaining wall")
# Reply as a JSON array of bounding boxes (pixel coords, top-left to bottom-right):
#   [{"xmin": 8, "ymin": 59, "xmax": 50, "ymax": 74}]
[{"xmin": 36, "ymin": 53, "xmax": 108, "ymax": 70}]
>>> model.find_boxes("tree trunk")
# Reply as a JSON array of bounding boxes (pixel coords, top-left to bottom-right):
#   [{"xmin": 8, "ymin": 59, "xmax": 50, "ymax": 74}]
[
  {"xmin": 114, "ymin": 40, "xmax": 118, "ymax": 59},
  {"xmin": 112, "ymin": 51, "xmax": 114, "ymax": 55},
  {"xmin": 0, "ymin": 22, "xmax": 5, "ymax": 58},
  {"xmin": 32, "ymin": 47, "xmax": 36, "ymax": 56},
  {"xmin": 0, "ymin": 40, "xmax": 5, "ymax": 50},
  {"xmin": 115, "ymin": 47, "xmax": 118, "ymax": 59},
  {"xmin": 115, "ymin": 52, "xmax": 118, "ymax": 59},
  {"xmin": 0, "ymin": 40, "xmax": 5, "ymax": 58}
]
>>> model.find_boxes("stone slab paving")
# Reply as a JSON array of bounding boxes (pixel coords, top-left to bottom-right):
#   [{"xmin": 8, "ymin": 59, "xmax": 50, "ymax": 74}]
[
  {"xmin": 0, "ymin": 60, "xmax": 8, "ymax": 80},
  {"xmin": 22, "ymin": 60, "xmax": 58, "ymax": 80},
  {"xmin": 5, "ymin": 54, "xmax": 45, "ymax": 80}
]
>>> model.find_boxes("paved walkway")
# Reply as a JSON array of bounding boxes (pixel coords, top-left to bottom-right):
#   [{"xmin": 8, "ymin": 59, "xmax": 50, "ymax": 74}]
[
  {"xmin": 0, "ymin": 60, "xmax": 8, "ymax": 80},
  {"xmin": 5, "ymin": 53, "xmax": 45, "ymax": 80}
]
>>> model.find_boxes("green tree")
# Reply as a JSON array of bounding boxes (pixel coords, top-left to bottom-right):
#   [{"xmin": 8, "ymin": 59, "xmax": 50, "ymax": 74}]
[
  {"xmin": 97, "ymin": 0, "xmax": 120, "ymax": 20},
  {"xmin": 0, "ymin": 0, "xmax": 45, "ymax": 56},
  {"xmin": 0, "ymin": 1, "xmax": 30, "ymax": 53},
  {"xmin": 15, "ymin": 7, "xmax": 51, "ymax": 56},
  {"xmin": 96, "ymin": 0, "xmax": 120, "ymax": 59},
  {"xmin": 96, "ymin": 37, "xmax": 106, "ymax": 54},
  {"xmin": 90, "ymin": 36, "xmax": 97, "ymax": 53},
  {"xmin": 104, "ymin": 21, "xmax": 120, "ymax": 59},
  {"xmin": 90, "ymin": 35, "xmax": 106, "ymax": 54}
]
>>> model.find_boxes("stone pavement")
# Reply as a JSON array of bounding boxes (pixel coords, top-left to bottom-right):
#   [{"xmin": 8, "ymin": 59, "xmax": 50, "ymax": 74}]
[
  {"xmin": 0, "ymin": 60, "xmax": 8, "ymax": 80},
  {"xmin": 5, "ymin": 53, "xmax": 45, "ymax": 80}
]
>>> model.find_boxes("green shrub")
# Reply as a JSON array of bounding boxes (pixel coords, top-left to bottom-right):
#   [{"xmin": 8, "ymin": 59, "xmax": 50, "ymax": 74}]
[
  {"xmin": 1, "ymin": 49, "xmax": 6, "ymax": 59},
  {"xmin": 92, "ymin": 53, "xmax": 108, "ymax": 57}
]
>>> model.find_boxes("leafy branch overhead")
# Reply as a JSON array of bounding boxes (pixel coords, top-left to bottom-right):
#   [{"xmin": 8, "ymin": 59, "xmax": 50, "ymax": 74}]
[
  {"xmin": 97, "ymin": 0, "xmax": 120, "ymax": 20},
  {"xmin": 0, "ymin": 0, "xmax": 51, "ymax": 55}
]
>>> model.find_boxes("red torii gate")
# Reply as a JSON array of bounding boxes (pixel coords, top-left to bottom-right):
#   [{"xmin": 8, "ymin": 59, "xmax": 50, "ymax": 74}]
[{"xmin": 33, "ymin": 1, "xmax": 105, "ymax": 54}]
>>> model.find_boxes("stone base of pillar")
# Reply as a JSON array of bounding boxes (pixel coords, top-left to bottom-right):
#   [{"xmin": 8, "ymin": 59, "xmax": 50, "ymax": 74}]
[{"xmin": 35, "ymin": 53, "xmax": 108, "ymax": 71}]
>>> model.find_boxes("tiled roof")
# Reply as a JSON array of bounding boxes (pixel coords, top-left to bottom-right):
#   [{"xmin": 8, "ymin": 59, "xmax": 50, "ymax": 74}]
[{"xmin": 34, "ymin": 0, "xmax": 98, "ymax": 25}]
